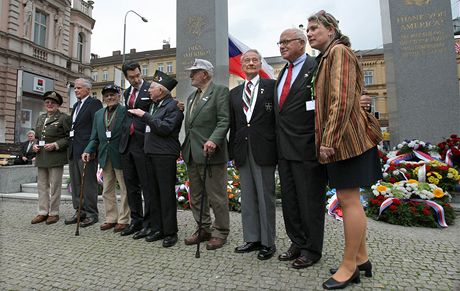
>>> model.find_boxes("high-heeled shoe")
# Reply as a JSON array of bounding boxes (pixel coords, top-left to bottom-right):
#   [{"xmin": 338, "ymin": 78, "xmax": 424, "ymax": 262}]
[
  {"xmin": 329, "ymin": 260, "xmax": 372, "ymax": 277},
  {"xmin": 323, "ymin": 268, "xmax": 360, "ymax": 290}
]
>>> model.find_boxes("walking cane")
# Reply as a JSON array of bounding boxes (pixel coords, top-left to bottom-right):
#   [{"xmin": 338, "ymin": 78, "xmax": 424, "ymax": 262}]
[
  {"xmin": 195, "ymin": 154, "xmax": 210, "ymax": 258},
  {"xmin": 75, "ymin": 161, "xmax": 87, "ymax": 236}
]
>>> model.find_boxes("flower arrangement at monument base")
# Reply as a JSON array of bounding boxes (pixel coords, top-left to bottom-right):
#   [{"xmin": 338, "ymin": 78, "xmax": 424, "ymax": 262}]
[
  {"xmin": 437, "ymin": 134, "xmax": 460, "ymax": 168},
  {"xmin": 367, "ymin": 180, "xmax": 455, "ymax": 228}
]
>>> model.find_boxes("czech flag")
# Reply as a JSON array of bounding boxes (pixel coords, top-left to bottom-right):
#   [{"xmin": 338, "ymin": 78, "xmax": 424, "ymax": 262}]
[{"xmin": 229, "ymin": 34, "xmax": 275, "ymax": 80}]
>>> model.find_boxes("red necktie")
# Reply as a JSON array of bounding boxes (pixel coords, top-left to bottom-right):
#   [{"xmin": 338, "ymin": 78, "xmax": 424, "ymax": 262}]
[
  {"xmin": 128, "ymin": 88, "xmax": 137, "ymax": 135},
  {"xmin": 279, "ymin": 63, "xmax": 293, "ymax": 109},
  {"xmin": 128, "ymin": 88, "xmax": 137, "ymax": 109}
]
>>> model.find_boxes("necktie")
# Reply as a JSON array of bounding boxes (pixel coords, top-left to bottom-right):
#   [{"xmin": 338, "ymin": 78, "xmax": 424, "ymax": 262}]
[
  {"xmin": 128, "ymin": 88, "xmax": 137, "ymax": 109},
  {"xmin": 279, "ymin": 63, "xmax": 294, "ymax": 109},
  {"xmin": 243, "ymin": 81, "xmax": 253, "ymax": 112},
  {"xmin": 26, "ymin": 142, "xmax": 32, "ymax": 153},
  {"xmin": 128, "ymin": 88, "xmax": 138, "ymax": 135},
  {"xmin": 74, "ymin": 101, "xmax": 82, "ymax": 117},
  {"xmin": 189, "ymin": 89, "xmax": 202, "ymax": 116}
]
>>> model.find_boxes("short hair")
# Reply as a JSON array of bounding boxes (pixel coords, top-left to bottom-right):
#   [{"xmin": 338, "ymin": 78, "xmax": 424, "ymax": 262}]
[
  {"xmin": 75, "ymin": 78, "xmax": 92, "ymax": 89},
  {"xmin": 150, "ymin": 81, "xmax": 170, "ymax": 95},
  {"xmin": 26, "ymin": 130, "xmax": 35, "ymax": 136},
  {"xmin": 242, "ymin": 49, "xmax": 263, "ymax": 62},
  {"xmin": 122, "ymin": 62, "xmax": 141, "ymax": 77}
]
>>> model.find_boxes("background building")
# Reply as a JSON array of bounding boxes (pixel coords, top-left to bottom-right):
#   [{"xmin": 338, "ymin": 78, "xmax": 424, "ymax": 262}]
[{"xmin": 0, "ymin": 0, "xmax": 95, "ymax": 143}]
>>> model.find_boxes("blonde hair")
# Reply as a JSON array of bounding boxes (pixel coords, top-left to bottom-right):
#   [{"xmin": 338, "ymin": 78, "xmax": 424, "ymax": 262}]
[{"xmin": 308, "ymin": 10, "xmax": 350, "ymax": 47}]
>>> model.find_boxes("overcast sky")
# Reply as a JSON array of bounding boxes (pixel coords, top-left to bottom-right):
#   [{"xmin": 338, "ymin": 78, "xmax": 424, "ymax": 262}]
[{"xmin": 90, "ymin": 0, "xmax": 458, "ymax": 59}]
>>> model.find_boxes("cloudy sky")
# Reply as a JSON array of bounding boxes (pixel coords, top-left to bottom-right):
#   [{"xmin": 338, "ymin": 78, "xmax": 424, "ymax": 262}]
[{"xmin": 90, "ymin": 0, "xmax": 458, "ymax": 59}]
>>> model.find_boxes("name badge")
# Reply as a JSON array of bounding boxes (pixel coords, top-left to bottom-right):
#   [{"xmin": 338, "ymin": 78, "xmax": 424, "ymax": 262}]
[
  {"xmin": 306, "ymin": 100, "xmax": 315, "ymax": 111},
  {"xmin": 106, "ymin": 131, "xmax": 112, "ymax": 139},
  {"xmin": 145, "ymin": 125, "xmax": 151, "ymax": 133},
  {"xmin": 38, "ymin": 140, "xmax": 45, "ymax": 146},
  {"xmin": 69, "ymin": 130, "xmax": 74, "ymax": 137}
]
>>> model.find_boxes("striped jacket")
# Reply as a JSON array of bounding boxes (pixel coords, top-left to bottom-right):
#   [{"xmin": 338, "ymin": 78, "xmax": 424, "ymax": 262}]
[{"xmin": 313, "ymin": 40, "xmax": 382, "ymax": 164}]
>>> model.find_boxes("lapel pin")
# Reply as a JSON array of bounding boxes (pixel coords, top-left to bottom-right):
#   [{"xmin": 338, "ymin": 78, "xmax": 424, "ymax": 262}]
[
  {"xmin": 260, "ymin": 88, "xmax": 264, "ymax": 94},
  {"xmin": 305, "ymin": 73, "xmax": 309, "ymax": 78}
]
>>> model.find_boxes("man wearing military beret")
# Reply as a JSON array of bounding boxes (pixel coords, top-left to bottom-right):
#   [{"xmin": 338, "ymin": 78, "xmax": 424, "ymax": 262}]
[
  {"xmin": 82, "ymin": 84, "xmax": 130, "ymax": 233},
  {"xmin": 128, "ymin": 70, "xmax": 183, "ymax": 247},
  {"xmin": 31, "ymin": 91, "xmax": 71, "ymax": 225}
]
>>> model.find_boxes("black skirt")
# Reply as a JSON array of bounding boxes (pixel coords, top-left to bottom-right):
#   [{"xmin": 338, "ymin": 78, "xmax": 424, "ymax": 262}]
[{"xmin": 326, "ymin": 146, "xmax": 382, "ymax": 189}]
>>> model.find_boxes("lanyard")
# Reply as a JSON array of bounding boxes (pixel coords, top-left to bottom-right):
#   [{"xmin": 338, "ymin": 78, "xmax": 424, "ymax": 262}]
[
  {"xmin": 104, "ymin": 108, "xmax": 117, "ymax": 130},
  {"xmin": 246, "ymin": 79, "xmax": 260, "ymax": 108}
]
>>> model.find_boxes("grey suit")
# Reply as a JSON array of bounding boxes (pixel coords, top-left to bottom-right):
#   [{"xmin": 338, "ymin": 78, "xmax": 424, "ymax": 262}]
[{"xmin": 182, "ymin": 81, "xmax": 230, "ymax": 239}]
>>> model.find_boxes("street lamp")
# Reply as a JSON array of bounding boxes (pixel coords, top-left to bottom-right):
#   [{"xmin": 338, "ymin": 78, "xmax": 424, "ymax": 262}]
[{"xmin": 122, "ymin": 10, "xmax": 148, "ymax": 64}]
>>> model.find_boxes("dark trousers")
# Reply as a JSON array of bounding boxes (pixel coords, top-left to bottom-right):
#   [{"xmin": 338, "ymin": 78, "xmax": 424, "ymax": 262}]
[
  {"xmin": 278, "ymin": 159, "xmax": 327, "ymax": 259},
  {"xmin": 121, "ymin": 138, "xmax": 149, "ymax": 228},
  {"xmin": 69, "ymin": 158, "xmax": 99, "ymax": 218},
  {"xmin": 145, "ymin": 155, "xmax": 178, "ymax": 236}
]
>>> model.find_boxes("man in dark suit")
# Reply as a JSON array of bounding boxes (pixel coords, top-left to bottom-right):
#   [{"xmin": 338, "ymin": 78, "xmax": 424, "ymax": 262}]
[
  {"xmin": 229, "ymin": 49, "xmax": 277, "ymax": 260},
  {"xmin": 118, "ymin": 61, "xmax": 152, "ymax": 238},
  {"xmin": 14, "ymin": 130, "xmax": 37, "ymax": 164},
  {"xmin": 128, "ymin": 70, "xmax": 183, "ymax": 248},
  {"xmin": 275, "ymin": 28, "xmax": 328, "ymax": 269},
  {"xmin": 83, "ymin": 84, "xmax": 130, "ymax": 233},
  {"xmin": 182, "ymin": 59, "xmax": 230, "ymax": 250},
  {"xmin": 65, "ymin": 78, "xmax": 103, "ymax": 227}
]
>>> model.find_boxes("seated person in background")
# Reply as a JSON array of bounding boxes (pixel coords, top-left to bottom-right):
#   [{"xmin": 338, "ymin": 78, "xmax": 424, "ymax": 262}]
[{"xmin": 14, "ymin": 130, "xmax": 37, "ymax": 165}]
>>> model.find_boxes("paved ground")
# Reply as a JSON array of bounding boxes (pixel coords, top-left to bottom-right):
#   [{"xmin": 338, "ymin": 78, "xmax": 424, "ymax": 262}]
[{"xmin": 0, "ymin": 198, "xmax": 458, "ymax": 290}]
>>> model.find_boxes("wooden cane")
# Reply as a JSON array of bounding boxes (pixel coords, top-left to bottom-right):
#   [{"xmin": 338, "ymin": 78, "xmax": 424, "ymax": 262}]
[
  {"xmin": 75, "ymin": 161, "xmax": 87, "ymax": 236},
  {"xmin": 195, "ymin": 154, "xmax": 210, "ymax": 258}
]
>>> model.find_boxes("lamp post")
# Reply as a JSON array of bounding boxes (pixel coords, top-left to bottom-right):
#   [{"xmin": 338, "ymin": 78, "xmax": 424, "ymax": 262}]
[{"xmin": 122, "ymin": 10, "xmax": 148, "ymax": 64}]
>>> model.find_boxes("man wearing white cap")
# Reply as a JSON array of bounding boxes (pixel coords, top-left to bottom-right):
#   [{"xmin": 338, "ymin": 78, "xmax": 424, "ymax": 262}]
[{"xmin": 182, "ymin": 59, "xmax": 230, "ymax": 250}]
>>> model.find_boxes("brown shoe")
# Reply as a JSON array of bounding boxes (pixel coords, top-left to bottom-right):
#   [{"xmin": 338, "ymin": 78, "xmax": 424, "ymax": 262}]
[
  {"xmin": 206, "ymin": 237, "xmax": 226, "ymax": 250},
  {"xmin": 31, "ymin": 215, "xmax": 48, "ymax": 224},
  {"xmin": 114, "ymin": 223, "xmax": 129, "ymax": 233},
  {"xmin": 100, "ymin": 222, "xmax": 116, "ymax": 231},
  {"xmin": 184, "ymin": 229, "xmax": 211, "ymax": 245},
  {"xmin": 45, "ymin": 215, "xmax": 59, "ymax": 225}
]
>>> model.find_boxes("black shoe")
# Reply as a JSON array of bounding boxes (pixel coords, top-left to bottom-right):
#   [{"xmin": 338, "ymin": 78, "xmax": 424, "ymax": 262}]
[
  {"xmin": 257, "ymin": 245, "xmax": 276, "ymax": 260},
  {"xmin": 323, "ymin": 268, "xmax": 360, "ymax": 290},
  {"xmin": 234, "ymin": 242, "xmax": 262, "ymax": 253},
  {"xmin": 329, "ymin": 260, "xmax": 372, "ymax": 278},
  {"xmin": 278, "ymin": 245, "xmax": 301, "ymax": 261},
  {"xmin": 292, "ymin": 255, "xmax": 321, "ymax": 269},
  {"xmin": 162, "ymin": 234, "xmax": 178, "ymax": 248},
  {"xmin": 80, "ymin": 216, "xmax": 98, "ymax": 228},
  {"xmin": 64, "ymin": 213, "xmax": 85, "ymax": 225},
  {"xmin": 120, "ymin": 223, "xmax": 142, "ymax": 236},
  {"xmin": 133, "ymin": 228, "xmax": 152, "ymax": 240},
  {"xmin": 145, "ymin": 231, "xmax": 164, "ymax": 242}
]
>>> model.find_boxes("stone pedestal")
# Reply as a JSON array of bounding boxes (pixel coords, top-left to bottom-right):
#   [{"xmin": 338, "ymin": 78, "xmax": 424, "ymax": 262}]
[
  {"xmin": 380, "ymin": 0, "xmax": 460, "ymax": 144},
  {"xmin": 0, "ymin": 165, "xmax": 37, "ymax": 193}
]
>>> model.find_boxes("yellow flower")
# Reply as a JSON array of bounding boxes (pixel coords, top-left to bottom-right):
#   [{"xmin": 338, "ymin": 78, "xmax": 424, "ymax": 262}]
[
  {"xmin": 407, "ymin": 179, "xmax": 418, "ymax": 184},
  {"xmin": 376, "ymin": 185, "xmax": 387, "ymax": 192},
  {"xmin": 428, "ymin": 176, "xmax": 438, "ymax": 184},
  {"xmin": 433, "ymin": 188, "xmax": 444, "ymax": 198}
]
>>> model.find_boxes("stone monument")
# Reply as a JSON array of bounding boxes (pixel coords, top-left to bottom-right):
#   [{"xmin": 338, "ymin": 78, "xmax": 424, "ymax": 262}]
[
  {"xmin": 176, "ymin": 0, "xmax": 229, "ymax": 102},
  {"xmin": 380, "ymin": 0, "xmax": 460, "ymax": 144}
]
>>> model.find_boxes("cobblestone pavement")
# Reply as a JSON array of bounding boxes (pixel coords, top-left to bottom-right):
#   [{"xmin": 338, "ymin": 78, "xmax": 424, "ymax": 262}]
[{"xmin": 0, "ymin": 198, "xmax": 459, "ymax": 290}]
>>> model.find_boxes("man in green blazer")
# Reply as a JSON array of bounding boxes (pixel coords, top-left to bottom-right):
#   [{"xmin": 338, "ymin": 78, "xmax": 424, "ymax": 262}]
[
  {"xmin": 182, "ymin": 59, "xmax": 230, "ymax": 250},
  {"xmin": 83, "ymin": 84, "xmax": 130, "ymax": 233}
]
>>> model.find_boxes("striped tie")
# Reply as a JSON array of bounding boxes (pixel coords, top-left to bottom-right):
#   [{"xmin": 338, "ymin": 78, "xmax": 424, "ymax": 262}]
[{"xmin": 243, "ymin": 81, "xmax": 253, "ymax": 112}]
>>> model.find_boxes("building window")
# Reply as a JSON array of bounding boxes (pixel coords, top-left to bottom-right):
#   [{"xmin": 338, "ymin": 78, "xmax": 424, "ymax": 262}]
[
  {"xmin": 33, "ymin": 10, "xmax": 47, "ymax": 47},
  {"xmin": 370, "ymin": 96, "xmax": 377, "ymax": 113},
  {"xmin": 91, "ymin": 72, "xmax": 98, "ymax": 82},
  {"xmin": 77, "ymin": 33, "xmax": 84, "ymax": 62},
  {"xmin": 166, "ymin": 62, "xmax": 173, "ymax": 73},
  {"xmin": 92, "ymin": 92, "xmax": 97, "ymax": 98},
  {"xmin": 364, "ymin": 70, "xmax": 374, "ymax": 86},
  {"xmin": 103, "ymin": 70, "xmax": 108, "ymax": 81},
  {"xmin": 157, "ymin": 63, "xmax": 164, "ymax": 72},
  {"xmin": 142, "ymin": 65, "xmax": 148, "ymax": 76}
]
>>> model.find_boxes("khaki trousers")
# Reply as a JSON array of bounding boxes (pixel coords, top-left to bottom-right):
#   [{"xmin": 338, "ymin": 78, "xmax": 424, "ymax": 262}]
[
  {"xmin": 187, "ymin": 161, "xmax": 229, "ymax": 239},
  {"xmin": 37, "ymin": 166, "xmax": 64, "ymax": 216},
  {"xmin": 102, "ymin": 159, "xmax": 130, "ymax": 224}
]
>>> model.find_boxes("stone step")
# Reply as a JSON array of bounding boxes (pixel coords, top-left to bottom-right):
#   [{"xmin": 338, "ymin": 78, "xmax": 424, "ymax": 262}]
[
  {"xmin": 449, "ymin": 191, "xmax": 460, "ymax": 204},
  {"xmin": 0, "ymin": 192, "xmax": 111, "ymax": 202},
  {"xmin": 451, "ymin": 202, "xmax": 460, "ymax": 216}
]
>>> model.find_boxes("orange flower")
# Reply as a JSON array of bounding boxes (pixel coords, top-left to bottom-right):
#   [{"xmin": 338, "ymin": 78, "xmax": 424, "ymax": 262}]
[
  {"xmin": 228, "ymin": 194, "xmax": 235, "ymax": 199},
  {"xmin": 227, "ymin": 188, "xmax": 232, "ymax": 193},
  {"xmin": 433, "ymin": 188, "xmax": 444, "ymax": 198},
  {"xmin": 376, "ymin": 185, "xmax": 387, "ymax": 192},
  {"xmin": 407, "ymin": 179, "xmax": 418, "ymax": 184}
]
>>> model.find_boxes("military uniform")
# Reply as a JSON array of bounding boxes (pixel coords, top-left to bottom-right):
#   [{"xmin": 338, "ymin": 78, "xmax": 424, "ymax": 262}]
[{"xmin": 35, "ymin": 110, "xmax": 71, "ymax": 217}]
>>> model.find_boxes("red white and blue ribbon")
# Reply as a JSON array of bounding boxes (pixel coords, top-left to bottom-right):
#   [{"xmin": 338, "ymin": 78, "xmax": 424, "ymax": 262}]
[
  {"xmin": 387, "ymin": 153, "xmax": 413, "ymax": 165},
  {"xmin": 413, "ymin": 150, "xmax": 435, "ymax": 162},
  {"xmin": 445, "ymin": 149, "xmax": 453, "ymax": 167},
  {"xmin": 326, "ymin": 194, "xmax": 342, "ymax": 221},
  {"xmin": 378, "ymin": 197, "xmax": 395, "ymax": 216}
]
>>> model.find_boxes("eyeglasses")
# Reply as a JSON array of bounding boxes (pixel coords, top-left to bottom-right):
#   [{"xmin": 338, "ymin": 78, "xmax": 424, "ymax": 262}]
[{"xmin": 277, "ymin": 38, "xmax": 301, "ymax": 47}]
